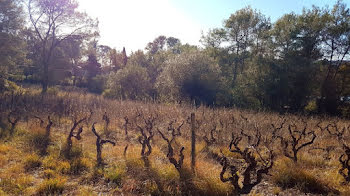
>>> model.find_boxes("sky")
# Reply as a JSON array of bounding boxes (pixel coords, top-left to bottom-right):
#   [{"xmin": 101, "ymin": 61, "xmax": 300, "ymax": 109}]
[{"xmin": 78, "ymin": 0, "xmax": 347, "ymax": 53}]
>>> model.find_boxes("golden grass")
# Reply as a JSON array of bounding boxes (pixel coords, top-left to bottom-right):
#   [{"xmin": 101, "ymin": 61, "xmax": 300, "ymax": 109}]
[
  {"xmin": 193, "ymin": 158, "xmax": 232, "ymax": 195},
  {"xmin": 1, "ymin": 88, "xmax": 350, "ymax": 195},
  {"xmin": 23, "ymin": 153, "xmax": 42, "ymax": 171},
  {"xmin": 36, "ymin": 177, "xmax": 66, "ymax": 195},
  {"xmin": 104, "ymin": 164, "xmax": 126, "ymax": 186},
  {"xmin": 272, "ymin": 158, "xmax": 337, "ymax": 194}
]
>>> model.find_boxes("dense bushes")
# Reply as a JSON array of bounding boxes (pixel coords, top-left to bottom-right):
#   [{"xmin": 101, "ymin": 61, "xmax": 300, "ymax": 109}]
[
  {"xmin": 105, "ymin": 64, "xmax": 152, "ymax": 100},
  {"xmin": 156, "ymin": 50, "xmax": 225, "ymax": 105}
]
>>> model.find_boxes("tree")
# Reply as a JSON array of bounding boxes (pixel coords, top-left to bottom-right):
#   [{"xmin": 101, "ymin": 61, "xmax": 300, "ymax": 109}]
[
  {"xmin": 156, "ymin": 49, "xmax": 224, "ymax": 105},
  {"xmin": 121, "ymin": 47, "xmax": 128, "ymax": 66},
  {"xmin": 223, "ymin": 6, "xmax": 270, "ymax": 83},
  {"xmin": 265, "ymin": 10, "xmax": 325, "ymax": 111},
  {"xmin": 166, "ymin": 37, "xmax": 181, "ymax": 54},
  {"xmin": 97, "ymin": 45, "xmax": 112, "ymax": 67},
  {"xmin": 108, "ymin": 48, "xmax": 128, "ymax": 71},
  {"xmin": 146, "ymin": 35, "xmax": 167, "ymax": 54},
  {"xmin": 27, "ymin": 0, "xmax": 98, "ymax": 93},
  {"xmin": 319, "ymin": 0, "xmax": 350, "ymax": 114},
  {"xmin": 105, "ymin": 64, "xmax": 152, "ymax": 100},
  {"xmin": 0, "ymin": 0, "xmax": 27, "ymax": 91}
]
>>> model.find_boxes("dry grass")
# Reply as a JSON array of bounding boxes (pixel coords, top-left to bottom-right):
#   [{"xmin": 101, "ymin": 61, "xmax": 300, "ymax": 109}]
[
  {"xmin": 0, "ymin": 86, "xmax": 349, "ymax": 195},
  {"xmin": 272, "ymin": 158, "xmax": 336, "ymax": 194}
]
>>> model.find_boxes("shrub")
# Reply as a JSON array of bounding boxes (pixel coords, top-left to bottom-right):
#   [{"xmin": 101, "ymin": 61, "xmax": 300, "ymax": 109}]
[
  {"xmin": 87, "ymin": 75, "xmax": 106, "ymax": 94},
  {"xmin": 105, "ymin": 64, "xmax": 152, "ymax": 100},
  {"xmin": 305, "ymin": 99, "xmax": 318, "ymax": 114},
  {"xmin": 156, "ymin": 49, "xmax": 224, "ymax": 105}
]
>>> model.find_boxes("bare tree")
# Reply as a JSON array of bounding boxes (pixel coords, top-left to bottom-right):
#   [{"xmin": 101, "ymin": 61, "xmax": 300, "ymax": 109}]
[
  {"xmin": 326, "ymin": 122, "xmax": 348, "ymax": 142},
  {"xmin": 326, "ymin": 122, "xmax": 350, "ymax": 182}
]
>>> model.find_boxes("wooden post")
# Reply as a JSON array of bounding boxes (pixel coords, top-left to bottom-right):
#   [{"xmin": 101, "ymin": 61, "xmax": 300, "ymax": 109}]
[{"xmin": 191, "ymin": 113, "xmax": 196, "ymax": 173}]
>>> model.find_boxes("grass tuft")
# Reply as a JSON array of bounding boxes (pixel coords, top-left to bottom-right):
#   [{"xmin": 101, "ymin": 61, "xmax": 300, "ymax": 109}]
[
  {"xmin": 23, "ymin": 153, "xmax": 42, "ymax": 171},
  {"xmin": 104, "ymin": 165, "xmax": 126, "ymax": 186},
  {"xmin": 272, "ymin": 158, "xmax": 337, "ymax": 194},
  {"xmin": 36, "ymin": 177, "xmax": 66, "ymax": 195},
  {"xmin": 69, "ymin": 158, "xmax": 91, "ymax": 175},
  {"xmin": 27, "ymin": 130, "xmax": 50, "ymax": 155}
]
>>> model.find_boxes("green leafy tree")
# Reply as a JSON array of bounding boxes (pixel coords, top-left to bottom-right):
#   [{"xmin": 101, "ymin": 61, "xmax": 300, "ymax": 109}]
[
  {"xmin": 0, "ymin": 0, "xmax": 27, "ymax": 91},
  {"xmin": 146, "ymin": 35, "xmax": 167, "ymax": 54},
  {"xmin": 156, "ymin": 49, "xmax": 224, "ymax": 105},
  {"xmin": 319, "ymin": 0, "xmax": 350, "ymax": 114},
  {"xmin": 105, "ymin": 64, "xmax": 152, "ymax": 100},
  {"xmin": 223, "ymin": 6, "xmax": 270, "ymax": 83}
]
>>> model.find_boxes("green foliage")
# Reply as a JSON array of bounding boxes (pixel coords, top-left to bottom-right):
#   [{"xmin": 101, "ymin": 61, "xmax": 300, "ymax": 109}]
[
  {"xmin": 304, "ymin": 99, "xmax": 318, "ymax": 114},
  {"xmin": 0, "ymin": 0, "xmax": 27, "ymax": 92},
  {"xmin": 105, "ymin": 64, "xmax": 152, "ymax": 100},
  {"xmin": 87, "ymin": 75, "xmax": 106, "ymax": 94},
  {"xmin": 156, "ymin": 49, "xmax": 225, "ymax": 105}
]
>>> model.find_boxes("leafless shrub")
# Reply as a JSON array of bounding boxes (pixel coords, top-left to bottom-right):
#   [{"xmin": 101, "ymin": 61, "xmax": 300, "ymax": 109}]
[
  {"xmin": 158, "ymin": 129, "xmax": 185, "ymax": 178},
  {"xmin": 220, "ymin": 131, "xmax": 274, "ymax": 195},
  {"xmin": 7, "ymin": 111, "xmax": 21, "ymax": 135},
  {"xmin": 134, "ymin": 111, "xmax": 157, "ymax": 158},
  {"xmin": 33, "ymin": 115, "xmax": 45, "ymax": 128},
  {"xmin": 92, "ymin": 122, "xmax": 116, "ymax": 167},
  {"xmin": 63, "ymin": 117, "xmax": 86, "ymax": 159},
  {"xmin": 123, "ymin": 116, "xmax": 130, "ymax": 139},
  {"xmin": 203, "ymin": 125, "xmax": 217, "ymax": 148},
  {"xmin": 45, "ymin": 116, "xmax": 53, "ymax": 138},
  {"xmin": 273, "ymin": 119, "xmax": 316, "ymax": 162},
  {"xmin": 339, "ymin": 144, "xmax": 350, "ymax": 182},
  {"xmin": 271, "ymin": 118, "xmax": 286, "ymax": 138},
  {"xmin": 326, "ymin": 122, "xmax": 349, "ymax": 141}
]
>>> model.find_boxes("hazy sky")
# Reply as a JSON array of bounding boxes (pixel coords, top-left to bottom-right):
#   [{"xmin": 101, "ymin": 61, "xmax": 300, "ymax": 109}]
[{"xmin": 78, "ymin": 0, "xmax": 346, "ymax": 53}]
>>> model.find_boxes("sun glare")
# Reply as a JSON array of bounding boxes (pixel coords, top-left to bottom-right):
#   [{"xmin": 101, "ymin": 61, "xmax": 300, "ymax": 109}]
[{"xmin": 78, "ymin": 0, "xmax": 202, "ymax": 52}]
